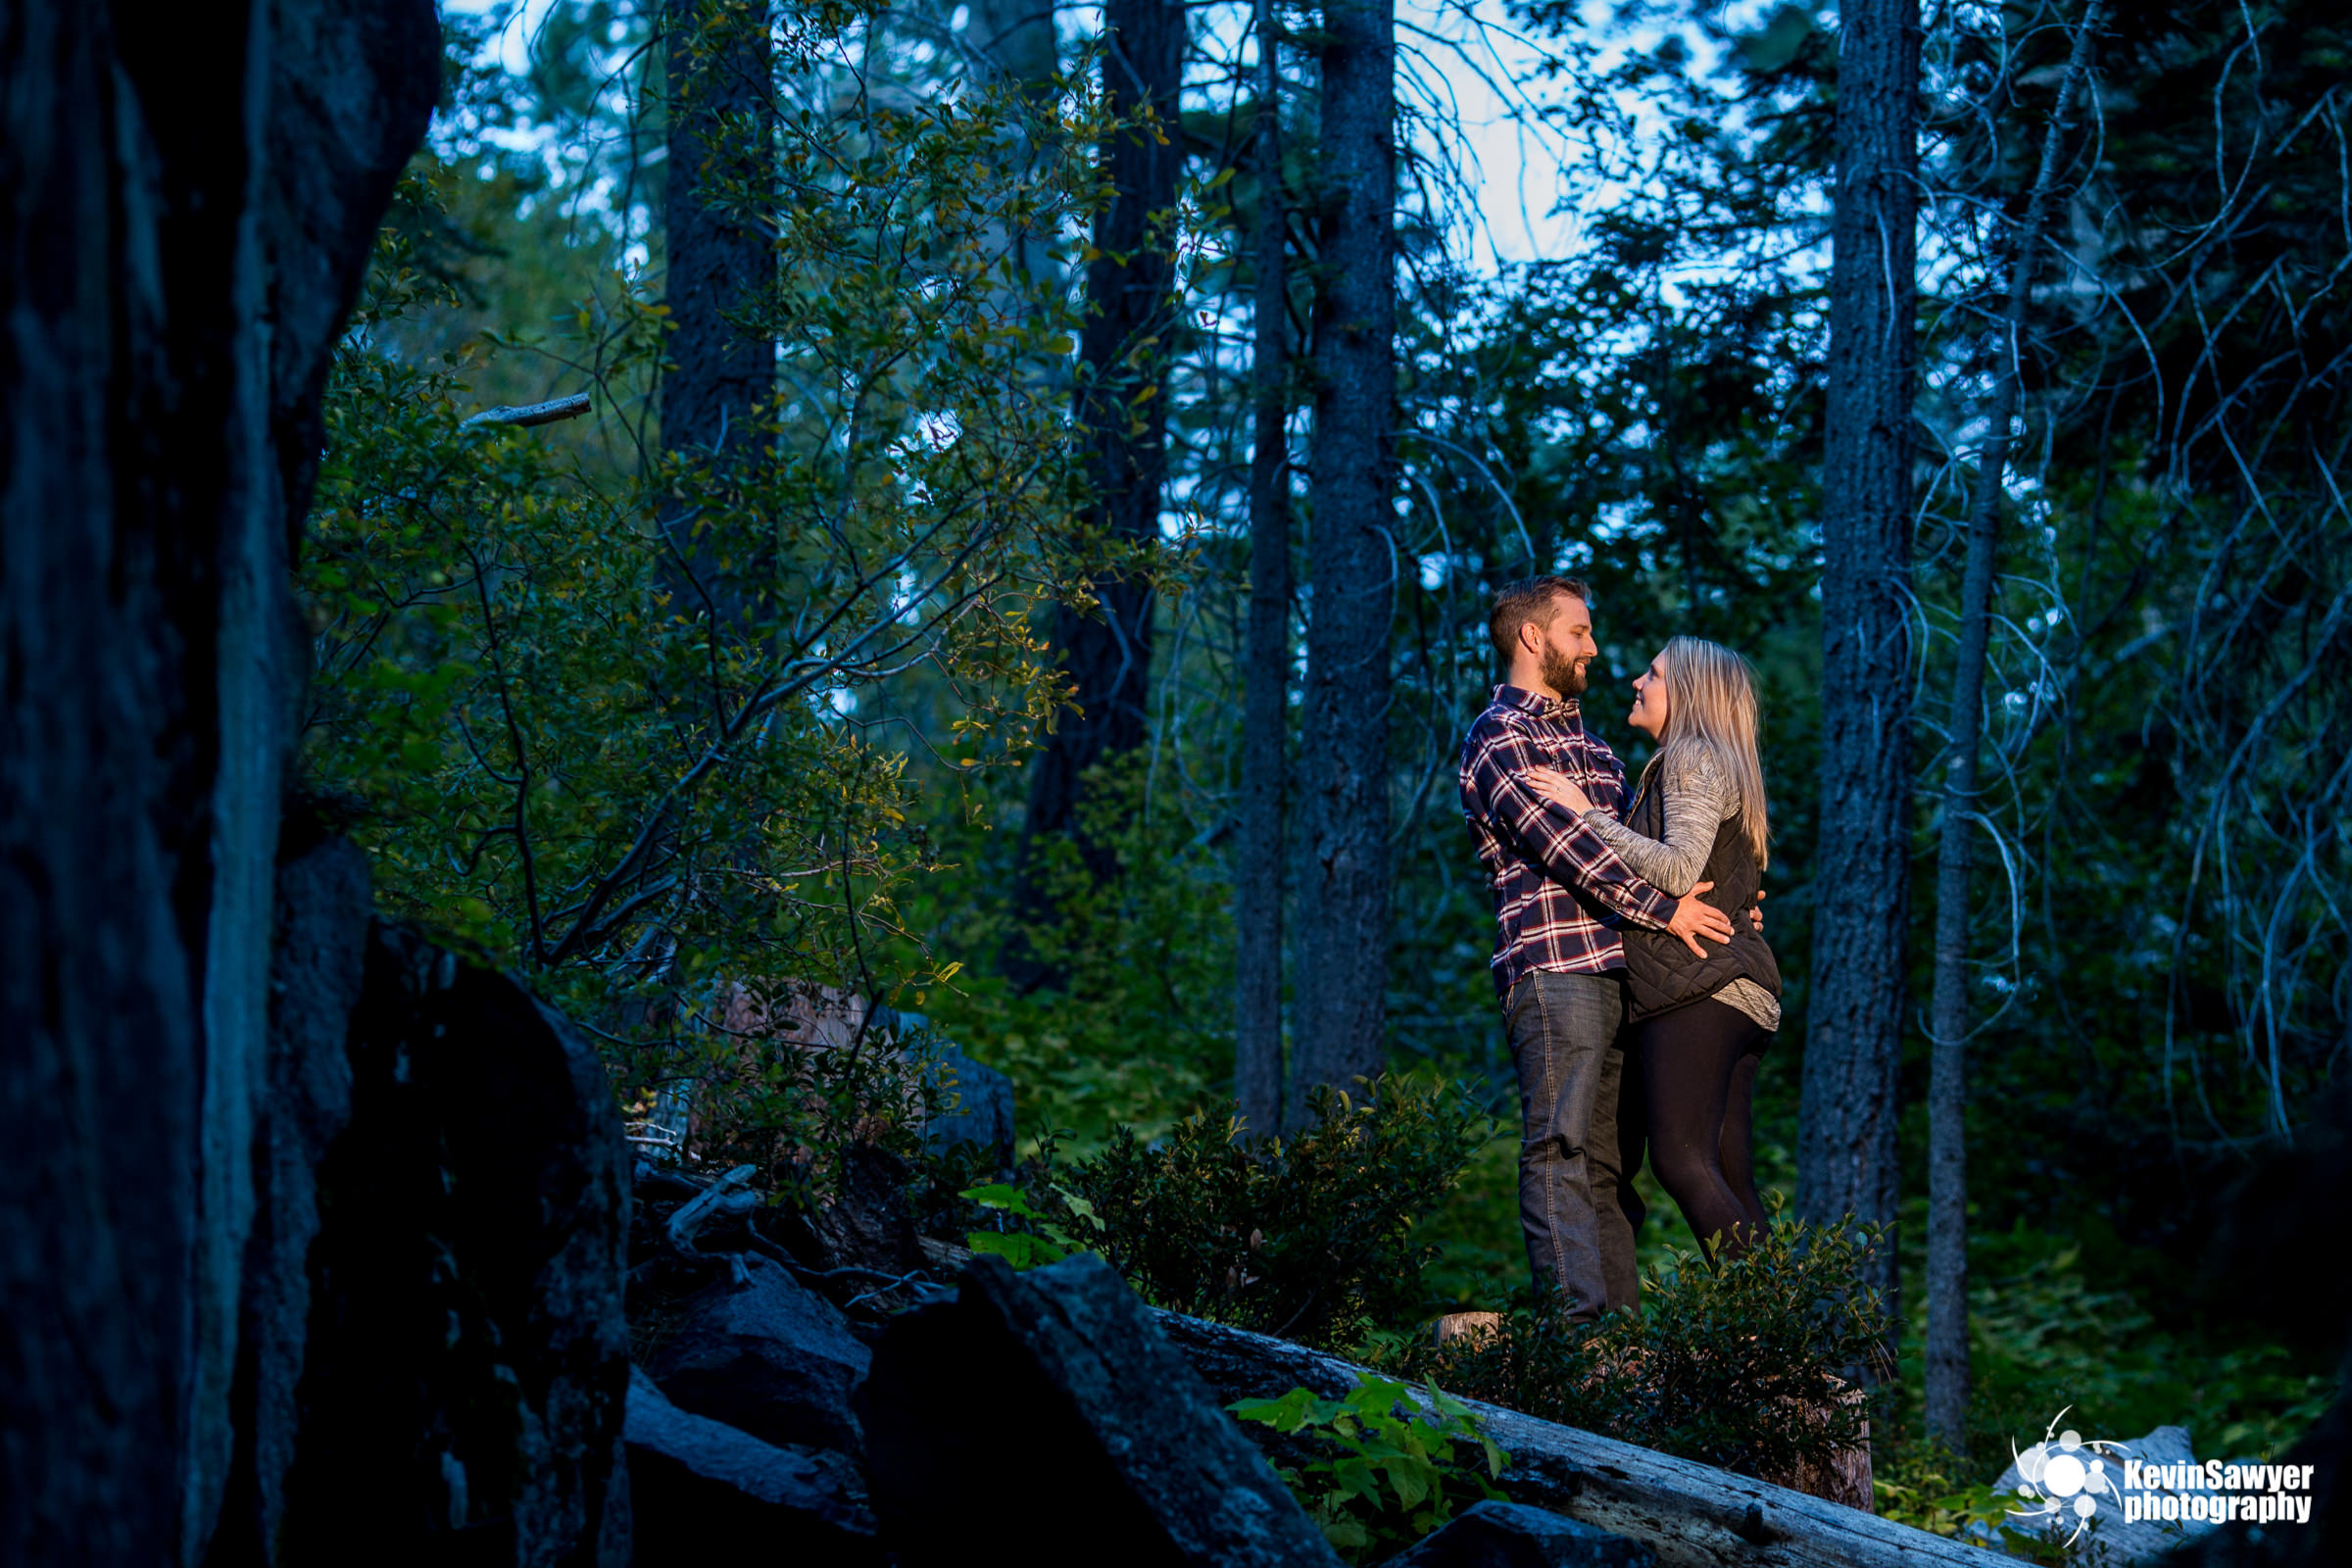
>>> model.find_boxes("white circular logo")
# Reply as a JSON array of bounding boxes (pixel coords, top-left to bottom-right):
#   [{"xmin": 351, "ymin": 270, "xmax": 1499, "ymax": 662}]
[{"xmin": 2012, "ymin": 1409, "xmax": 2128, "ymax": 1544}]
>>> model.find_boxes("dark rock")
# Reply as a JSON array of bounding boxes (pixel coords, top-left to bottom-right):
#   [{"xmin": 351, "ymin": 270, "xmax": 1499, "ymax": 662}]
[
  {"xmin": 208, "ymin": 835, "xmax": 372, "ymax": 1565},
  {"xmin": 625, "ymin": 1369, "xmax": 882, "ymax": 1567},
  {"xmin": 2, "ymin": 0, "xmax": 436, "ymax": 1557},
  {"xmin": 635, "ymin": 1163, "xmax": 703, "ymax": 1203},
  {"xmin": 1389, "ymin": 1501, "xmax": 1656, "ymax": 1568},
  {"xmin": 272, "ymin": 923, "xmax": 632, "ymax": 1564},
  {"xmin": 920, "ymin": 1040, "xmax": 1017, "ymax": 1171},
  {"xmin": 808, "ymin": 1142, "xmax": 926, "ymax": 1276},
  {"xmin": 856, "ymin": 1252, "xmax": 1342, "ymax": 1567},
  {"xmin": 649, "ymin": 1252, "xmax": 870, "ymax": 1453}
]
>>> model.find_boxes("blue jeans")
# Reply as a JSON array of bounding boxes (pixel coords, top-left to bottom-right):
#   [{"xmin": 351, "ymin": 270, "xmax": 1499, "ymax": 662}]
[{"xmin": 1504, "ymin": 970, "xmax": 1643, "ymax": 1320}]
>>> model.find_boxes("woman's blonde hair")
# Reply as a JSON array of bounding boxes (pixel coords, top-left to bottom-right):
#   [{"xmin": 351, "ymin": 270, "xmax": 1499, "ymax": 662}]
[{"xmin": 1641, "ymin": 635, "xmax": 1769, "ymax": 871}]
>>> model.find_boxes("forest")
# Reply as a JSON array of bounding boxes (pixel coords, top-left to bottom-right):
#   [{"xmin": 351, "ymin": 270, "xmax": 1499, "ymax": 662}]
[{"xmin": 3, "ymin": 0, "xmax": 2348, "ymax": 1563}]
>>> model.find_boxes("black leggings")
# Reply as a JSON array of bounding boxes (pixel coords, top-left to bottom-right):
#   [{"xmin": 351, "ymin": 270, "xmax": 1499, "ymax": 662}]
[{"xmin": 1638, "ymin": 997, "xmax": 1770, "ymax": 1261}]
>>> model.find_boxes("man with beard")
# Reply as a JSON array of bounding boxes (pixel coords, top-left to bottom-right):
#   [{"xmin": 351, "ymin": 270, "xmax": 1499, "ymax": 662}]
[{"xmin": 1459, "ymin": 577, "xmax": 1736, "ymax": 1322}]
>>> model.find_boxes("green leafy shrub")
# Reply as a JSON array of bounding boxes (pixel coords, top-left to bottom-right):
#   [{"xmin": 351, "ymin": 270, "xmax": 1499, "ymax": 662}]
[
  {"xmin": 1867, "ymin": 1445, "xmax": 2036, "ymax": 1554},
  {"xmin": 304, "ymin": 16, "xmax": 1158, "ymax": 1076},
  {"xmin": 956, "ymin": 1180, "xmax": 1105, "ymax": 1269},
  {"xmin": 1062, "ymin": 1075, "xmax": 1494, "ymax": 1349},
  {"xmin": 894, "ymin": 750, "xmax": 1238, "ymax": 1158},
  {"xmin": 1392, "ymin": 1202, "xmax": 1889, "ymax": 1481},
  {"xmin": 1229, "ymin": 1377, "xmax": 1510, "ymax": 1562}
]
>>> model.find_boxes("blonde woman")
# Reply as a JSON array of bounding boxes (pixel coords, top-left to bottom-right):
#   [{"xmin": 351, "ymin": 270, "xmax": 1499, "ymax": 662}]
[{"xmin": 1525, "ymin": 635, "xmax": 1781, "ymax": 1261}]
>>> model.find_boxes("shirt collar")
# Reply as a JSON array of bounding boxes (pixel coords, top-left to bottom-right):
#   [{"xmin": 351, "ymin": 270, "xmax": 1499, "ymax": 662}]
[{"xmin": 1493, "ymin": 683, "xmax": 1581, "ymax": 723}]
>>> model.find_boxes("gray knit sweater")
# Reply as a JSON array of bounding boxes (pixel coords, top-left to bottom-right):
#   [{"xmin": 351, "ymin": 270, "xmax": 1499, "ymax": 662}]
[{"xmin": 1583, "ymin": 748, "xmax": 1781, "ymax": 1032}]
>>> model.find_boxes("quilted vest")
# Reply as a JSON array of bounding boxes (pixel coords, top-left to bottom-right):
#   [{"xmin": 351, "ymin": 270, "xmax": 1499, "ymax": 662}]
[{"xmin": 1619, "ymin": 770, "xmax": 1782, "ymax": 1023}]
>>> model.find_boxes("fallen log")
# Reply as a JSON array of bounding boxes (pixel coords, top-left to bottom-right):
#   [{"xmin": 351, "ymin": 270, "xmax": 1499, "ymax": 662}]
[
  {"xmin": 1152, "ymin": 1309, "xmax": 1984, "ymax": 1568},
  {"xmin": 665, "ymin": 1162, "xmax": 760, "ymax": 1250}
]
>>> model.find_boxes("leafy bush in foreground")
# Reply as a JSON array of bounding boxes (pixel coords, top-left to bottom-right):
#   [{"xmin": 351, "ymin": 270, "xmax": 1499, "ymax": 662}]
[
  {"xmin": 1051, "ymin": 1075, "xmax": 1494, "ymax": 1349},
  {"xmin": 1230, "ymin": 1377, "xmax": 1509, "ymax": 1562},
  {"xmin": 1390, "ymin": 1202, "xmax": 1890, "ymax": 1481}
]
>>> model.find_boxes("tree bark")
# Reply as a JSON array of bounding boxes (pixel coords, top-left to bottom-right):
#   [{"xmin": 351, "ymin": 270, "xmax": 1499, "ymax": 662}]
[
  {"xmin": 1798, "ymin": 0, "xmax": 1920, "ymax": 1312},
  {"xmin": 1235, "ymin": 0, "xmax": 1292, "ymax": 1137},
  {"xmin": 1923, "ymin": 1, "xmax": 2107, "ymax": 1455},
  {"xmin": 0, "ymin": 2, "xmax": 436, "ymax": 1560},
  {"xmin": 662, "ymin": 0, "xmax": 775, "ymax": 624},
  {"xmin": 1290, "ymin": 0, "xmax": 1396, "ymax": 1117},
  {"xmin": 1009, "ymin": 0, "xmax": 1186, "ymax": 981}
]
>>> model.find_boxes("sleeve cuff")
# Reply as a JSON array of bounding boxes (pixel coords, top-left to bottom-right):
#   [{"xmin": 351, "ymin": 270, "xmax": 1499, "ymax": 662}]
[{"xmin": 1632, "ymin": 884, "xmax": 1677, "ymax": 925}]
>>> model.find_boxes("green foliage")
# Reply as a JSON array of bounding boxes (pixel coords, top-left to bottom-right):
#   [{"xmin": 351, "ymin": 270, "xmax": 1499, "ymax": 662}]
[
  {"xmin": 312, "ymin": 9, "xmax": 2352, "ymax": 1524},
  {"xmin": 618, "ymin": 983, "xmax": 951, "ymax": 1200},
  {"xmin": 1229, "ymin": 1377, "xmax": 1510, "ymax": 1562},
  {"xmin": 896, "ymin": 750, "xmax": 1239, "ymax": 1156},
  {"xmin": 1062, "ymin": 1076, "xmax": 1494, "ymax": 1349},
  {"xmin": 1867, "ymin": 1445, "xmax": 2049, "ymax": 1559},
  {"xmin": 302, "ymin": 6, "xmax": 1170, "ymax": 1117},
  {"xmin": 958, "ymin": 1180, "xmax": 1103, "ymax": 1270},
  {"xmin": 1394, "ymin": 1205, "xmax": 1888, "ymax": 1483}
]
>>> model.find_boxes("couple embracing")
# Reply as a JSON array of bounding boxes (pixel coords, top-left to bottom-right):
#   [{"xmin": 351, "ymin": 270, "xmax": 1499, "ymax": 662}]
[{"xmin": 1458, "ymin": 576, "xmax": 1780, "ymax": 1321}]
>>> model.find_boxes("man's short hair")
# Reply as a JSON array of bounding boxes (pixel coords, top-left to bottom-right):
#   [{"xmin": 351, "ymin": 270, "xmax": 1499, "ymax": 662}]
[{"xmin": 1489, "ymin": 576, "xmax": 1592, "ymax": 662}]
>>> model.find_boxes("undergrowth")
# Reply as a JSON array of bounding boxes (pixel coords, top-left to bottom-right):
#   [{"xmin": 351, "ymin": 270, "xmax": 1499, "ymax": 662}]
[
  {"xmin": 1387, "ymin": 1203, "xmax": 1890, "ymax": 1482},
  {"xmin": 962, "ymin": 1074, "xmax": 1494, "ymax": 1350},
  {"xmin": 1230, "ymin": 1377, "xmax": 1510, "ymax": 1563}
]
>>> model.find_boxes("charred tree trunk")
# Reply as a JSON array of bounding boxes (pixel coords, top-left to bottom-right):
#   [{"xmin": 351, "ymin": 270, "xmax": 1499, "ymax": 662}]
[
  {"xmin": 1798, "ymin": 0, "xmax": 1920, "ymax": 1312},
  {"xmin": 1924, "ymin": 1, "xmax": 2108, "ymax": 1454},
  {"xmin": 1236, "ymin": 0, "xmax": 1293, "ymax": 1137},
  {"xmin": 1008, "ymin": 0, "xmax": 1186, "ymax": 984},
  {"xmin": 662, "ymin": 0, "xmax": 775, "ymax": 625},
  {"xmin": 1291, "ymin": 0, "xmax": 1396, "ymax": 1116},
  {"xmin": 0, "ymin": 1, "xmax": 437, "ymax": 1559}
]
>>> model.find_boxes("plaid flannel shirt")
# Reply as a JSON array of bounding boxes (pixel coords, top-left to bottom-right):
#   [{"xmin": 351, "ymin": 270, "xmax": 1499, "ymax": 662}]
[{"xmin": 1458, "ymin": 684, "xmax": 1677, "ymax": 1001}]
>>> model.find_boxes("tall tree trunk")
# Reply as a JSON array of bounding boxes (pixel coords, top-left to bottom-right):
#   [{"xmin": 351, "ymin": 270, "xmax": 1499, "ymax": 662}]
[
  {"xmin": 1236, "ymin": 0, "xmax": 1292, "ymax": 1137},
  {"xmin": 1798, "ymin": 0, "xmax": 1920, "ymax": 1314},
  {"xmin": 662, "ymin": 0, "xmax": 774, "ymax": 623},
  {"xmin": 1924, "ymin": 1, "xmax": 2108, "ymax": 1455},
  {"xmin": 1291, "ymin": 0, "xmax": 1396, "ymax": 1118},
  {"xmin": 1008, "ymin": 0, "xmax": 1185, "ymax": 981}
]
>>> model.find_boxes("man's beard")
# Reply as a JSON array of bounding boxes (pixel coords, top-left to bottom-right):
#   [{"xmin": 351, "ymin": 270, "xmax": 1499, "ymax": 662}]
[{"xmin": 1542, "ymin": 646, "xmax": 1588, "ymax": 698}]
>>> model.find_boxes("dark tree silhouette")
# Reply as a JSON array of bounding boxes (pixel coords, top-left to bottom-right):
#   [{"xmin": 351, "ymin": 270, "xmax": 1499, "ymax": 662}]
[
  {"xmin": 662, "ymin": 0, "xmax": 775, "ymax": 626},
  {"xmin": 1291, "ymin": 0, "xmax": 1396, "ymax": 1114},
  {"xmin": 1011, "ymin": 0, "xmax": 1187, "ymax": 982},
  {"xmin": 1236, "ymin": 0, "xmax": 1294, "ymax": 1135},
  {"xmin": 1798, "ymin": 0, "xmax": 1919, "ymax": 1308}
]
